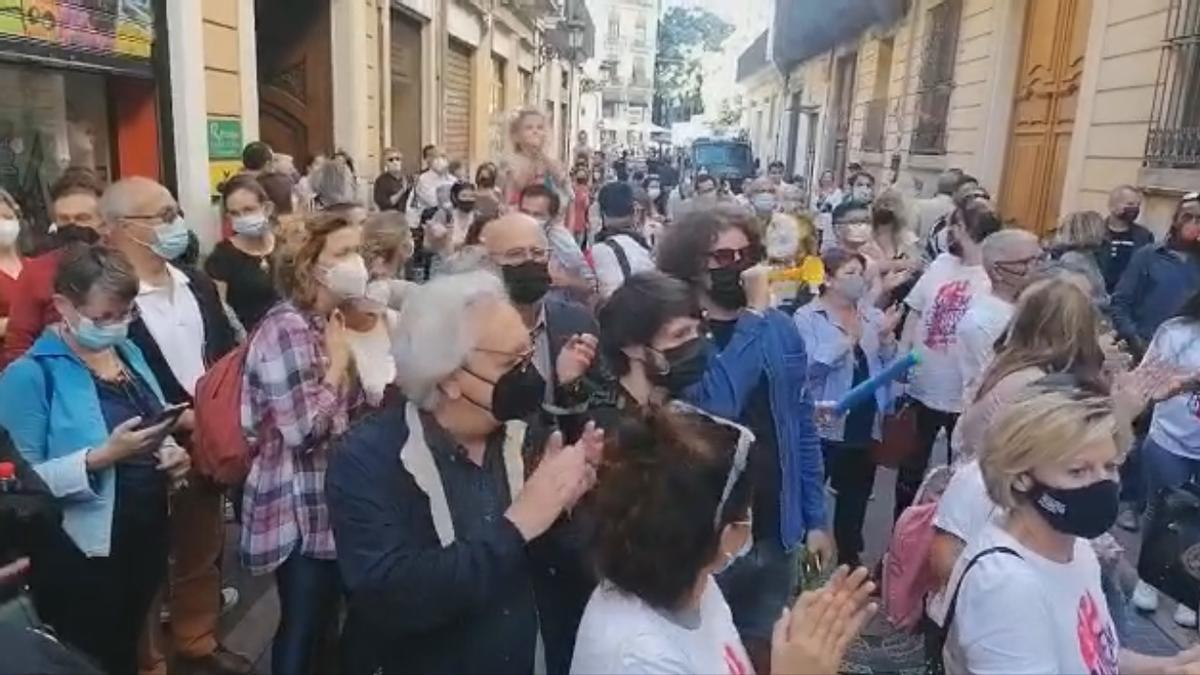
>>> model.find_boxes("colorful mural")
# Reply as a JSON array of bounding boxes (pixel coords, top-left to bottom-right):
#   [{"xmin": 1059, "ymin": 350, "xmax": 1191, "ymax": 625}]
[{"xmin": 0, "ymin": 0, "xmax": 154, "ymax": 58}]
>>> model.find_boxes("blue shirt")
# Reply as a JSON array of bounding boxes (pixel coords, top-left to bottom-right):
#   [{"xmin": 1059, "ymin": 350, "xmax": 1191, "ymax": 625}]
[
  {"xmin": 1111, "ymin": 244, "xmax": 1200, "ymax": 346},
  {"xmin": 793, "ymin": 299, "xmax": 897, "ymax": 443}
]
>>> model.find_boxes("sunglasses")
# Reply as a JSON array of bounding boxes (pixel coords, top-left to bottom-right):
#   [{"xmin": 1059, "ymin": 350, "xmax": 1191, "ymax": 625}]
[{"xmin": 708, "ymin": 245, "xmax": 760, "ymax": 268}]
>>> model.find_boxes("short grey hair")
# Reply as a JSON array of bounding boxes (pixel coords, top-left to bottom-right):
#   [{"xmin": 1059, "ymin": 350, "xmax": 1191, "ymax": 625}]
[
  {"xmin": 391, "ymin": 268, "xmax": 509, "ymax": 409},
  {"xmin": 311, "ymin": 160, "xmax": 358, "ymax": 207},
  {"xmin": 981, "ymin": 229, "xmax": 1039, "ymax": 269},
  {"xmin": 1035, "ymin": 255, "xmax": 1108, "ymax": 308},
  {"xmin": 99, "ymin": 176, "xmax": 171, "ymax": 225}
]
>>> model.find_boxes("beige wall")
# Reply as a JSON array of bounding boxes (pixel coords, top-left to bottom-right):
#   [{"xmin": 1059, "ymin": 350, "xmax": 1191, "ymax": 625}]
[{"xmin": 202, "ymin": 0, "xmax": 241, "ymax": 119}]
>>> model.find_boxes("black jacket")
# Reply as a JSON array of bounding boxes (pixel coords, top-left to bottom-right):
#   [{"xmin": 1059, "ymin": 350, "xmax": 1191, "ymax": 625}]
[
  {"xmin": 326, "ymin": 400, "xmax": 592, "ymax": 675},
  {"xmin": 126, "ymin": 265, "xmax": 237, "ymax": 408},
  {"xmin": 373, "ymin": 172, "xmax": 409, "ymax": 213}
]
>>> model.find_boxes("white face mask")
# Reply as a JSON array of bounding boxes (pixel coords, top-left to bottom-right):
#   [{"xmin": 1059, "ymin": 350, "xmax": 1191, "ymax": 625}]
[
  {"xmin": 0, "ymin": 218, "xmax": 19, "ymax": 247},
  {"xmin": 232, "ymin": 212, "xmax": 270, "ymax": 237},
  {"xmin": 647, "ymin": 188, "xmax": 661, "ymax": 200},
  {"xmin": 842, "ymin": 222, "xmax": 873, "ymax": 244},
  {"xmin": 431, "ymin": 157, "xmax": 449, "ymax": 174},
  {"xmin": 319, "ymin": 254, "xmax": 369, "ymax": 299}
]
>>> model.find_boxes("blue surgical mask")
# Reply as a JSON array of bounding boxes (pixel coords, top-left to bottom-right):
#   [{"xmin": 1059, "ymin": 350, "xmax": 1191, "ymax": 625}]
[
  {"xmin": 752, "ymin": 194, "xmax": 777, "ymax": 214},
  {"xmin": 232, "ymin": 213, "xmax": 270, "ymax": 237},
  {"xmin": 150, "ymin": 217, "xmax": 190, "ymax": 260},
  {"xmin": 70, "ymin": 313, "xmax": 130, "ymax": 351}
]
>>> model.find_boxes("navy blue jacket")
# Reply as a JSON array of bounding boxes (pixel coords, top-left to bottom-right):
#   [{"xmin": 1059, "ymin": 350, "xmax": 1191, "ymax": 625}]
[{"xmin": 1111, "ymin": 244, "xmax": 1200, "ymax": 349}]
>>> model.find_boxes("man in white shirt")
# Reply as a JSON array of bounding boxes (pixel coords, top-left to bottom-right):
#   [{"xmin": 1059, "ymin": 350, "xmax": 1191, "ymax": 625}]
[
  {"xmin": 414, "ymin": 144, "xmax": 455, "ymax": 212},
  {"xmin": 895, "ymin": 198, "xmax": 1000, "ymax": 519},
  {"xmin": 591, "ymin": 182, "xmax": 655, "ymax": 298},
  {"xmin": 956, "ymin": 229, "xmax": 1044, "ymax": 403},
  {"xmin": 100, "ymin": 178, "xmax": 249, "ymax": 674}
]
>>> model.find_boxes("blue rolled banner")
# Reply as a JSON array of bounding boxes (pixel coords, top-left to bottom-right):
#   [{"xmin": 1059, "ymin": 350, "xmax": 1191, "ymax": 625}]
[{"xmin": 833, "ymin": 351, "xmax": 921, "ymax": 415}]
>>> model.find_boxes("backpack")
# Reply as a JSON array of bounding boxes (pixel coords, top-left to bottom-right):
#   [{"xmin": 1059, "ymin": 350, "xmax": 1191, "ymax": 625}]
[
  {"xmin": 192, "ymin": 338, "xmax": 254, "ymax": 485},
  {"xmin": 881, "ymin": 465, "xmax": 954, "ymax": 631}
]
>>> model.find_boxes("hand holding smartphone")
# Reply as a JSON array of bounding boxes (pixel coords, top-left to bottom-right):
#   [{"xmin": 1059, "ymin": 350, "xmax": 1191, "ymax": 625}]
[{"xmin": 135, "ymin": 403, "xmax": 189, "ymax": 432}]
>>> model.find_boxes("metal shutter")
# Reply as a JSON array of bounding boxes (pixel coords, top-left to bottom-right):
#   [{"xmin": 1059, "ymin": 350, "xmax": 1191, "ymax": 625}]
[{"xmin": 444, "ymin": 39, "xmax": 473, "ymax": 163}]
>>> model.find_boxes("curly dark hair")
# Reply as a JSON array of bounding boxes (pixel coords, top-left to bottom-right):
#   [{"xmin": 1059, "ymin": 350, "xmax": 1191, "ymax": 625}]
[
  {"xmin": 656, "ymin": 205, "xmax": 764, "ymax": 286},
  {"xmin": 591, "ymin": 407, "xmax": 753, "ymax": 611},
  {"xmin": 597, "ymin": 271, "xmax": 700, "ymax": 376}
]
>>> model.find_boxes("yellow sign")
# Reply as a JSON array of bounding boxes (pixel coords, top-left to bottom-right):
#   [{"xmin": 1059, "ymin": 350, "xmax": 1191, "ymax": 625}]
[{"xmin": 208, "ymin": 160, "xmax": 242, "ymax": 198}]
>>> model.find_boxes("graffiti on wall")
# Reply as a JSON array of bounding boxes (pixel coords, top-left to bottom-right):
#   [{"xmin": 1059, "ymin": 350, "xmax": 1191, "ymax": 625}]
[{"xmin": 0, "ymin": 0, "xmax": 154, "ymax": 58}]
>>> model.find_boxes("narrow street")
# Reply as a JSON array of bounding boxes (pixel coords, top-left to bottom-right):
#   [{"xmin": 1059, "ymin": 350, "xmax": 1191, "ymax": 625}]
[{"xmin": 212, "ymin": 439, "xmax": 1195, "ymax": 673}]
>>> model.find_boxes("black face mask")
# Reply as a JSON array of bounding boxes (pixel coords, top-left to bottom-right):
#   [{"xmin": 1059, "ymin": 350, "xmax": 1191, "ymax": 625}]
[
  {"xmin": 1119, "ymin": 207, "xmax": 1141, "ymax": 223},
  {"xmin": 1025, "ymin": 478, "xmax": 1119, "ymax": 539},
  {"xmin": 947, "ymin": 231, "xmax": 964, "ymax": 257},
  {"xmin": 465, "ymin": 359, "xmax": 546, "ymax": 421},
  {"xmin": 648, "ymin": 337, "xmax": 711, "ymax": 394},
  {"xmin": 502, "ymin": 261, "xmax": 552, "ymax": 305},
  {"xmin": 708, "ymin": 265, "xmax": 748, "ymax": 310}
]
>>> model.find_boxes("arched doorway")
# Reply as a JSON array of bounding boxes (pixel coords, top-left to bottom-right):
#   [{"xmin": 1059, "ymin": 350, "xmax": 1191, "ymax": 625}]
[{"xmin": 256, "ymin": 0, "xmax": 333, "ymax": 165}]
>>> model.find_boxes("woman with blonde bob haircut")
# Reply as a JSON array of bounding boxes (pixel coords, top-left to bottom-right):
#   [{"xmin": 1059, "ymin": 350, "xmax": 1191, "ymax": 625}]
[{"xmin": 941, "ymin": 377, "xmax": 1200, "ymax": 674}]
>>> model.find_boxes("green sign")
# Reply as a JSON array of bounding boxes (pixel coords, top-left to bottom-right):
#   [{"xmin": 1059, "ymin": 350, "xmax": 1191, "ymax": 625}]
[{"xmin": 207, "ymin": 119, "xmax": 243, "ymax": 160}]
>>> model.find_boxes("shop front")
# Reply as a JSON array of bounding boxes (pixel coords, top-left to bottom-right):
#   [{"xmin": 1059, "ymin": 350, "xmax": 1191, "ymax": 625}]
[{"xmin": 0, "ymin": 0, "xmax": 164, "ymax": 238}]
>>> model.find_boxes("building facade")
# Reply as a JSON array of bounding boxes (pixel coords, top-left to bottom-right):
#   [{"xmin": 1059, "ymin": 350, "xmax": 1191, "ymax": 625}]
[
  {"xmin": 593, "ymin": 0, "xmax": 659, "ymax": 150},
  {"xmin": 738, "ymin": 0, "xmax": 1197, "ymax": 237}
]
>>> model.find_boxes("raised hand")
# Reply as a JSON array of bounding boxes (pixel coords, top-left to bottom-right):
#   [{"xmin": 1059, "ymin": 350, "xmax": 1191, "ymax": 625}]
[
  {"xmin": 771, "ymin": 566, "xmax": 878, "ymax": 675},
  {"xmin": 505, "ymin": 431, "xmax": 597, "ymax": 541},
  {"xmin": 555, "ymin": 333, "xmax": 599, "ymax": 386}
]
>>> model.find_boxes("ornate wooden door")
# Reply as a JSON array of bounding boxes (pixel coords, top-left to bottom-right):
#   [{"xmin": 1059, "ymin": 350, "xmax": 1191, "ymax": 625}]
[
  {"xmin": 256, "ymin": 0, "xmax": 333, "ymax": 163},
  {"xmin": 998, "ymin": 0, "xmax": 1092, "ymax": 235}
]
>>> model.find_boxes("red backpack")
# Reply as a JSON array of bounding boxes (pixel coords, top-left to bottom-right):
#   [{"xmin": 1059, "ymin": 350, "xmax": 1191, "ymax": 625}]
[
  {"xmin": 881, "ymin": 465, "xmax": 953, "ymax": 631},
  {"xmin": 192, "ymin": 339, "xmax": 253, "ymax": 485}
]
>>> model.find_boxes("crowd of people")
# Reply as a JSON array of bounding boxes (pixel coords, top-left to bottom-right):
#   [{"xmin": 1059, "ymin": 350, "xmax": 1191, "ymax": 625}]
[{"xmin": 2, "ymin": 103, "xmax": 1200, "ymax": 675}]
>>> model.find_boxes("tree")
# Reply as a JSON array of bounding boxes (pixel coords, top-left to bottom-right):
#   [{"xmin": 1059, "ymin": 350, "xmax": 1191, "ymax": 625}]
[
  {"xmin": 712, "ymin": 95, "xmax": 745, "ymax": 133},
  {"xmin": 653, "ymin": 7, "xmax": 733, "ymax": 127}
]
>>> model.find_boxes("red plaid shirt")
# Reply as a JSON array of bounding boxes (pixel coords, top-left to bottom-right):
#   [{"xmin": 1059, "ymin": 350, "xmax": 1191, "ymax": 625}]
[{"xmin": 239, "ymin": 302, "xmax": 357, "ymax": 575}]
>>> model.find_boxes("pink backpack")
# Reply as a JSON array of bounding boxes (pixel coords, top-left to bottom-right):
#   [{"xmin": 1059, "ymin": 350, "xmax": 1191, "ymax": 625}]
[{"xmin": 881, "ymin": 466, "xmax": 953, "ymax": 631}]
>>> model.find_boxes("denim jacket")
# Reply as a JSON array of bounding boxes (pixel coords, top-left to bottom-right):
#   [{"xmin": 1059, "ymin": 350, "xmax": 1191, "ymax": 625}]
[
  {"xmin": 0, "ymin": 329, "xmax": 165, "ymax": 557},
  {"xmin": 683, "ymin": 309, "xmax": 827, "ymax": 551},
  {"xmin": 1111, "ymin": 244, "xmax": 1200, "ymax": 347},
  {"xmin": 793, "ymin": 300, "xmax": 897, "ymax": 442}
]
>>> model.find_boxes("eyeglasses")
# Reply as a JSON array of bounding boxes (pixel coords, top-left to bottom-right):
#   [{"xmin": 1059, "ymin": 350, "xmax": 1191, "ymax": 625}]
[
  {"xmin": 123, "ymin": 206, "xmax": 181, "ymax": 225},
  {"xmin": 495, "ymin": 246, "xmax": 549, "ymax": 266},
  {"xmin": 708, "ymin": 245, "xmax": 760, "ymax": 268},
  {"xmin": 994, "ymin": 252, "xmax": 1048, "ymax": 275}
]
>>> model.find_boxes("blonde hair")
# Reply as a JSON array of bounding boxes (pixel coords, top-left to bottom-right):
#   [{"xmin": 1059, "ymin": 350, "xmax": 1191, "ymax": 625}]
[
  {"xmin": 981, "ymin": 380, "xmax": 1129, "ymax": 510},
  {"xmin": 1054, "ymin": 210, "xmax": 1106, "ymax": 249},
  {"xmin": 362, "ymin": 211, "xmax": 413, "ymax": 271},
  {"xmin": 509, "ymin": 107, "xmax": 545, "ymax": 140}
]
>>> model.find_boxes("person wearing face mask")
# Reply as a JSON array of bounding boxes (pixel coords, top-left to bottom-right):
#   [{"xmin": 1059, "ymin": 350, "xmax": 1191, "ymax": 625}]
[
  {"xmin": 478, "ymin": 213, "xmax": 601, "ymax": 417},
  {"xmin": 100, "ymin": 177, "xmax": 249, "ymax": 675},
  {"xmin": 1101, "ymin": 185, "xmax": 1155, "ymax": 293},
  {"xmin": 830, "ymin": 200, "xmax": 875, "ymax": 255},
  {"xmin": 641, "ymin": 175, "xmax": 668, "ymax": 223},
  {"xmin": 425, "ymin": 181, "xmax": 477, "ymax": 277},
  {"xmin": 1111, "ymin": 192, "xmax": 1200, "ymax": 359},
  {"xmin": 0, "ymin": 189, "xmax": 25, "ymax": 346},
  {"xmin": 592, "ymin": 182, "xmax": 656, "ymax": 298},
  {"xmin": 3, "ymin": 168, "xmax": 106, "ymax": 367},
  {"xmin": 372, "ymin": 148, "xmax": 409, "ymax": 213},
  {"xmin": 940, "ymin": 376, "xmax": 1200, "ymax": 675},
  {"xmin": 206, "ymin": 175, "xmax": 281, "ymax": 331},
  {"xmin": 794, "ymin": 249, "xmax": 900, "ymax": 569},
  {"xmin": 954, "ymin": 229, "xmax": 1044, "ymax": 398},
  {"xmin": 520, "ymin": 184, "xmax": 596, "ymax": 303},
  {"xmin": 573, "ymin": 406, "xmax": 877, "ymax": 675},
  {"xmin": 568, "ymin": 167, "xmax": 592, "ymax": 246},
  {"xmin": 657, "ymin": 206, "xmax": 832, "ymax": 675},
  {"xmin": 847, "ymin": 171, "xmax": 876, "ymax": 205},
  {"xmin": 0, "ymin": 245, "xmax": 189, "ymax": 674},
  {"xmin": 746, "ymin": 177, "xmax": 779, "ymax": 221},
  {"xmin": 414, "ymin": 145, "xmax": 455, "ymax": 213},
  {"xmin": 327, "ymin": 269, "xmax": 604, "ymax": 675},
  {"xmin": 476, "ymin": 161, "xmax": 501, "ymax": 200},
  {"xmin": 239, "ymin": 212, "xmax": 364, "ymax": 675}
]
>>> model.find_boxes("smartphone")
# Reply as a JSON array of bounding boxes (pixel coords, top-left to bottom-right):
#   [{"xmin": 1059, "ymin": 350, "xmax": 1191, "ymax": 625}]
[{"xmin": 136, "ymin": 403, "xmax": 189, "ymax": 432}]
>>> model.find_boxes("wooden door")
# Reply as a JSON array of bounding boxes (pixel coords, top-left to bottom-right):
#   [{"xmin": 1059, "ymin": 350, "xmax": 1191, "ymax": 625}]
[
  {"xmin": 391, "ymin": 11, "xmax": 423, "ymax": 167},
  {"xmin": 998, "ymin": 0, "xmax": 1092, "ymax": 235},
  {"xmin": 832, "ymin": 53, "xmax": 857, "ymax": 184},
  {"xmin": 256, "ymin": 0, "xmax": 333, "ymax": 163}
]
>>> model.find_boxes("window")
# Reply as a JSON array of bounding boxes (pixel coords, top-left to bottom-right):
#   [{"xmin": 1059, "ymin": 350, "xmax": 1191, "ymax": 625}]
[
  {"xmin": 1146, "ymin": 0, "xmax": 1200, "ymax": 168},
  {"xmin": 608, "ymin": 12, "xmax": 621, "ymax": 44},
  {"xmin": 911, "ymin": 0, "xmax": 962, "ymax": 154},
  {"xmin": 491, "ymin": 56, "xmax": 507, "ymax": 116},
  {"xmin": 603, "ymin": 101, "xmax": 620, "ymax": 119},
  {"xmin": 628, "ymin": 106, "xmax": 645, "ymax": 124},
  {"xmin": 520, "ymin": 68, "xmax": 533, "ymax": 105},
  {"xmin": 635, "ymin": 13, "xmax": 648, "ymax": 47},
  {"xmin": 632, "ymin": 56, "xmax": 648, "ymax": 87},
  {"xmin": 863, "ymin": 38, "xmax": 894, "ymax": 152}
]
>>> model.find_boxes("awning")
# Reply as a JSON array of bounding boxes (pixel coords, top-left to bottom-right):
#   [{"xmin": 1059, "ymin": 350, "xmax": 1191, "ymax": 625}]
[{"xmin": 770, "ymin": 0, "xmax": 908, "ymax": 67}]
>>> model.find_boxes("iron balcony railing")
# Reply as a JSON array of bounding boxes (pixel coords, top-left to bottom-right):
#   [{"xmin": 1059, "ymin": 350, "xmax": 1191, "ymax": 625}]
[
  {"xmin": 862, "ymin": 98, "xmax": 888, "ymax": 152},
  {"xmin": 1146, "ymin": 0, "xmax": 1200, "ymax": 168}
]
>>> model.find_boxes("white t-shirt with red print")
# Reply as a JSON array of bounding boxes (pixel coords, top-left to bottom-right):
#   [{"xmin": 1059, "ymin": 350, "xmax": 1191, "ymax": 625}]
[
  {"xmin": 943, "ymin": 521, "xmax": 1119, "ymax": 675},
  {"xmin": 571, "ymin": 577, "xmax": 753, "ymax": 675},
  {"xmin": 1147, "ymin": 318, "xmax": 1200, "ymax": 460},
  {"xmin": 905, "ymin": 253, "xmax": 991, "ymax": 413}
]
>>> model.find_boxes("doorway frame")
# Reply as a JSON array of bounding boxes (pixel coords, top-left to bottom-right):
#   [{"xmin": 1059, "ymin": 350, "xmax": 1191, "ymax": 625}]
[{"xmin": 978, "ymin": 0, "xmax": 1030, "ymax": 193}]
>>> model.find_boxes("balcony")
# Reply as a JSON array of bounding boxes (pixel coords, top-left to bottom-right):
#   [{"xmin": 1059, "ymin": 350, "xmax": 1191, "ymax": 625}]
[
  {"xmin": 502, "ymin": 0, "xmax": 563, "ymax": 22},
  {"xmin": 862, "ymin": 98, "xmax": 887, "ymax": 152},
  {"xmin": 603, "ymin": 81, "xmax": 653, "ymax": 106}
]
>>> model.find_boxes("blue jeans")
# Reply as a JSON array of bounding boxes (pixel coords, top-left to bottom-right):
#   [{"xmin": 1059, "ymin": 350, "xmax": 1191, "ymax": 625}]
[
  {"xmin": 271, "ymin": 553, "xmax": 342, "ymax": 675},
  {"xmin": 716, "ymin": 540, "xmax": 799, "ymax": 642}
]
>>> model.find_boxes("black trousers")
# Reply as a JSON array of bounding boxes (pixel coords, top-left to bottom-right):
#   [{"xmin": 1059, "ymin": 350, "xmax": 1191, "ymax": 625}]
[
  {"xmin": 822, "ymin": 440, "xmax": 877, "ymax": 568},
  {"xmin": 893, "ymin": 399, "xmax": 958, "ymax": 521},
  {"xmin": 30, "ymin": 509, "xmax": 168, "ymax": 675}
]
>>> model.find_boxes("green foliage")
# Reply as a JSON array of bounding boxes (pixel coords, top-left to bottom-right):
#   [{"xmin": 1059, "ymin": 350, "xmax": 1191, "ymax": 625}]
[{"xmin": 653, "ymin": 6, "xmax": 733, "ymax": 126}]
